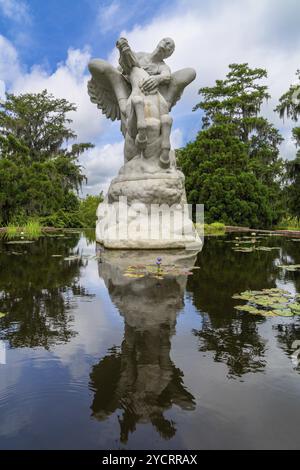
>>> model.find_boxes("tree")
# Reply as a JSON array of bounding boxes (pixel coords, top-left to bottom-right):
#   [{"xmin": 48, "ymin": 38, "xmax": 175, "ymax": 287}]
[
  {"xmin": 276, "ymin": 70, "xmax": 300, "ymax": 220},
  {"xmin": 177, "ymin": 64, "xmax": 284, "ymax": 228},
  {"xmin": 0, "ymin": 90, "xmax": 93, "ymax": 225},
  {"xmin": 78, "ymin": 194, "xmax": 104, "ymax": 228}
]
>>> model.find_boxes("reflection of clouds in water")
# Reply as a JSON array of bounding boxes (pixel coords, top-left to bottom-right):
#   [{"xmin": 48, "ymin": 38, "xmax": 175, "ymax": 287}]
[
  {"xmin": 45, "ymin": 236, "xmax": 125, "ymax": 378},
  {"xmin": 0, "ymin": 406, "xmax": 31, "ymax": 438},
  {"xmin": 53, "ymin": 293, "xmax": 123, "ymax": 377},
  {"xmin": 88, "ymin": 249, "xmax": 200, "ymax": 443},
  {"xmin": 0, "ymin": 349, "xmax": 34, "ymax": 437}
]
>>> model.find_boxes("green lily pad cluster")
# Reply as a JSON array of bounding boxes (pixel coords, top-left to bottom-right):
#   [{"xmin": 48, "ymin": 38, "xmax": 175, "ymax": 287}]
[
  {"xmin": 227, "ymin": 236, "xmax": 281, "ymax": 253},
  {"xmin": 123, "ymin": 264, "xmax": 196, "ymax": 280},
  {"xmin": 5, "ymin": 240, "xmax": 35, "ymax": 245},
  {"xmin": 64, "ymin": 255, "xmax": 81, "ymax": 261},
  {"xmin": 233, "ymin": 246, "xmax": 280, "ymax": 253},
  {"xmin": 233, "ymin": 288, "xmax": 300, "ymax": 317}
]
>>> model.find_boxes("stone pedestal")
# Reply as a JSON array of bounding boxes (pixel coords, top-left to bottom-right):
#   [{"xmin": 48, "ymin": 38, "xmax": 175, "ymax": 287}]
[{"xmin": 96, "ymin": 161, "xmax": 202, "ymax": 250}]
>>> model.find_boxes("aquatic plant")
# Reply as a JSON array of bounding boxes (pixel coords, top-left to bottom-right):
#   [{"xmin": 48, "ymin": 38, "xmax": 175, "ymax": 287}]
[
  {"xmin": 276, "ymin": 216, "xmax": 300, "ymax": 231},
  {"xmin": 278, "ymin": 264, "xmax": 300, "ymax": 272},
  {"xmin": 6, "ymin": 225, "xmax": 19, "ymax": 238},
  {"xmin": 1, "ymin": 219, "xmax": 43, "ymax": 240},
  {"xmin": 233, "ymin": 288, "xmax": 300, "ymax": 317},
  {"xmin": 232, "ymin": 236, "xmax": 281, "ymax": 253},
  {"xmin": 24, "ymin": 220, "xmax": 42, "ymax": 239},
  {"xmin": 123, "ymin": 263, "xmax": 195, "ymax": 280},
  {"xmin": 5, "ymin": 240, "xmax": 35, "ymax": 245},
  {"xmin": 195, "ymin": 222, "xmax": 226, "ymax": 236}
]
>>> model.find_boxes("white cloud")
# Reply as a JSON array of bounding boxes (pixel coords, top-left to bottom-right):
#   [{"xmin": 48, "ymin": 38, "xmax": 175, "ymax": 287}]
[
  {"xmin": 170, "ymin": 128, "xmax": 183, "ymax": 149},
  {"xmin": 0, "ymin": 35, "xmax": 21, "ymax": 83},
  {"xmin": 96, "ymin": 0, "xmax": 149, "ymax": 35},
  {"xmin": 0, "ymin": 0, "xmax": 30, "ymax": 23},
  {"xmin": 11, "ymin": 47, "xmax": 105, "ymax": 144},
  {"xmin": 81, "ymin": 142, "xmax": 124, "ymax": 196},
  {"xmin": 97, "ymin": 1, "xmax": 120, "ymax": 33}
]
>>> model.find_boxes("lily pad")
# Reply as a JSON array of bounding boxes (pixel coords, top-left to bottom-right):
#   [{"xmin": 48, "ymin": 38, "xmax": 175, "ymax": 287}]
[
  {"xmin": 64, "ymin": 255, "xmax": 81, "ymax": 261},
  {"xmin": 256, "ymin": 246, "xmax": 280, "ymax": 252},
  {"xmin": 234, "ymin": 305, "xmax": 271, "ymax": 315},
  {"xmin": 272, "ymin": 309, "xmax": 294, "ymax": 317},
  {"xmin": 5, "ymin": 240, "xmax": 35, "ymax": 244},
  {"xmin": 233, "ymin": 248, "xmax": 255, "ymax": 253},
  {"xmin": 0, "ymin": 312, "xmax": 7, "ymax": 319},
  {"xmin": 124, "ymin": 273, "xmax": 145, "ymax": 278},
  {"xmin": 290, "ymin": 303, "xmax": 300, "ymax": 314},
  {"xmin": 278, "ymin": 264, "xmax": 300, "ymax": 272},
  {"xmin": 122, "ymin": 262, "xmax": 196, "ymax": 280},
  {"xmin": 232, "ymin": 287, "xmax": 300, "ymax": 318}
]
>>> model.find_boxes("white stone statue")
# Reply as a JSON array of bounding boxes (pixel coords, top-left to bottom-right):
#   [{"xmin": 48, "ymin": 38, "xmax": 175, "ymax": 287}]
[{"xmin": 88, "ymin": 37, "xmax": 202, "ymax": 249}]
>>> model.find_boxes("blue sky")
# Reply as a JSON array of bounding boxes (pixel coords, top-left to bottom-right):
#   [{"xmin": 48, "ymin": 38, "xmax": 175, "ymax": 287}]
[
  {"xmin": 0, "ymin": 0, "xmax": 171, "ymax": 70},
  {"xmin": 0, "ymin": 0, "xmax": 300, "ymax": 195}
]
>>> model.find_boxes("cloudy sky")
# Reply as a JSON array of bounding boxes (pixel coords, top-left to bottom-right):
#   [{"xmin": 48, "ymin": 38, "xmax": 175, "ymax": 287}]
[{"xmin": 0, "ymin": 0, "xmax": 299, "ymax": 196}]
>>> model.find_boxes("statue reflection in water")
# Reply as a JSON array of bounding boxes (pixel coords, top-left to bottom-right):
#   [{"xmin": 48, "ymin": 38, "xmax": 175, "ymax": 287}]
[{"xmin": 89, "ymin": 250, "xmax": 199, "ymax": 443}]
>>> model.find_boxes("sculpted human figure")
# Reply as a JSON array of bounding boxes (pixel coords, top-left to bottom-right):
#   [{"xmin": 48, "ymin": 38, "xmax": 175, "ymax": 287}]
[
  {"xmin": 88, "ymin": 37, "xmax": 196, "ymax": 169},
  {"xmin": 88, "ymin": 37, "xmax": 202, "ymax": 250}
]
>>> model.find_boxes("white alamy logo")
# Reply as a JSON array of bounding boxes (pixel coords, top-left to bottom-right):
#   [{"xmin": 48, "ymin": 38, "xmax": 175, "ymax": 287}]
[{"xmin": 0, "ymin": 341, "xmax": 6, "ymax": 365}]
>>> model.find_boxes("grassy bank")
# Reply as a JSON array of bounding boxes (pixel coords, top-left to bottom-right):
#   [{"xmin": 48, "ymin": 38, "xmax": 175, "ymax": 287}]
[
  {"xmin": 1, "ymin": 220, "xmax": 43, "ymax": 239},
  {"xmin": 276, "ymin": 217, "xmax": 300, "ymax": 231},
  {"xmin": 196, "ymin": 222, "xmax": 226, "ymax": 236}
]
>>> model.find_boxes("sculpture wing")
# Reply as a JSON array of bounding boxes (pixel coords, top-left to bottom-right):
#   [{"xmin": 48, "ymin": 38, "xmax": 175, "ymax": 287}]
[
  {"xmin": 88, "ymin": 75, "xmax": 121, "ymax": 122},
  {"xmin": 88, "ymin": 61, "xmax": 131, "ymax": 122}
]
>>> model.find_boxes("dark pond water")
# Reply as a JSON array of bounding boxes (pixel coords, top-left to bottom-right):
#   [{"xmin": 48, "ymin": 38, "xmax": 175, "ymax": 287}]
[{"xmin": 0, "ymin": 231, "xmax": 300, "ymax": 450}]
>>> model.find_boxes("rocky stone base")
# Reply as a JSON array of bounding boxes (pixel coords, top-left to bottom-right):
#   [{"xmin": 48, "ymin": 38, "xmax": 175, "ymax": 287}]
[{"xmin": 96, "ymin": 171, "xmax": 202, "ymax": 250}]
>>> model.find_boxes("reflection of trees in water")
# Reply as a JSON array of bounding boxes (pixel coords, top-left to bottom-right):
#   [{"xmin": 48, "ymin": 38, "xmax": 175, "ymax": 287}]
[
  {"xmin": 277, "ymin": 238, "xmax": 300, "ymax": 294},
  {"xmin": 187, "ymin": 237, "xmax": 283, "ymax": 378},
  {"xmin": 89, "ymin": 251, "xmax": 197, "ymax": 443},
  {"xmin": 84, "ymin": 229, "xmax": 96, "ymax": 245},
  {"xmin": 193, "ymin": 318, "xmax": 266, "ymax": 378},
  {"xmin": 271, "ymin": 238, "xmax": 300, "ymax": 373},
  {"xmin": 0, "ymin": 235, "xmax": 94, "ymax": 349},
  {"xmin": 188, "ymin": 237, "xmax": 280, "ymax": 320},
  {"xmin": 274, "ymin": 322, "xmax": 300, "ymax": 372}
]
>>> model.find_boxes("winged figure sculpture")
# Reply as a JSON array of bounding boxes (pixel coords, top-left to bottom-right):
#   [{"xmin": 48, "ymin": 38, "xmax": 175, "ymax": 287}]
[{"xmin": 88, "ymin": 37, "xmax": 196, "ymax": 170}]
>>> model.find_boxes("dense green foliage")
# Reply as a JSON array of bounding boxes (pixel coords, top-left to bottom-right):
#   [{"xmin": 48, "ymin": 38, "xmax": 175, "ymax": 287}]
[
  {"xmin": 78, "ymin": 194, "xmax": 103, "ymax": 228},
  {"xmin": 276, "ymin": 70, "xmax": 300, "ymax": 221},
  {"xmin": 177, "ymin": 64, "xmax": 284, "ymax": 228},
  {"xmin": 0, "ymin": 90, "xmax": 95, "ymax": 226},
  {"xmin": 40, "ymin": 194, "xmax": 103, "ymax": 228}
]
